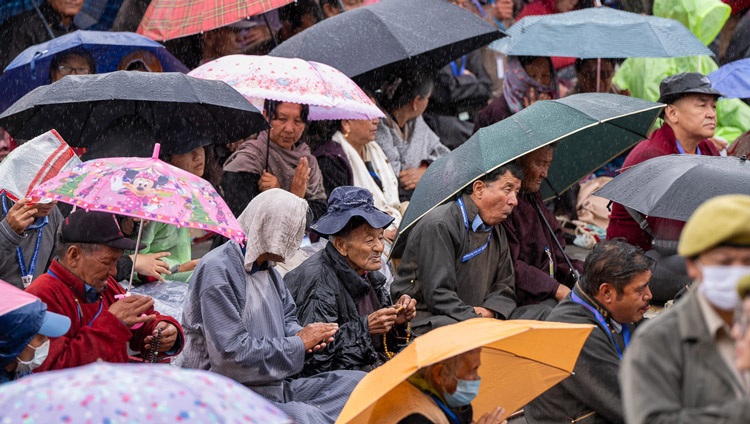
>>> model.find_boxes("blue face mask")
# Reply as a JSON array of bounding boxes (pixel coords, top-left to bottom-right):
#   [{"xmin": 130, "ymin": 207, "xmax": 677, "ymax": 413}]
[{"xmin": 443, "ymin": 378, "xmax": 481, "ymax": 408}]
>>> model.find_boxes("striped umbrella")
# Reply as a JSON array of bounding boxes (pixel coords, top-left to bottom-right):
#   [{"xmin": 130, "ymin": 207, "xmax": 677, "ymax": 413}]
[{"xmin": 137, "ymin": 0, "xmax": 293, "ymax": 41}]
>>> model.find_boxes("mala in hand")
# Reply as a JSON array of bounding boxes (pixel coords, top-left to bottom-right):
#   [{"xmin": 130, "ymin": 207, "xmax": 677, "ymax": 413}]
[
  {"xmin": 383, "ymin": 322, "xmax": 411, "ymax": 360},
  {"xmin": 147, "ymin": 327, "xmax": 163, "ymax": 363}
]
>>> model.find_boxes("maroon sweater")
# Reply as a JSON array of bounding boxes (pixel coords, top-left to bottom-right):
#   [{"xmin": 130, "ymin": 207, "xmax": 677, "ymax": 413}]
[
  {"xmin": 26, "ymin": 260, "xmax": 183, "ymax": 372},
  {"xmin": 606, "ymin": 124, "xmax": 719, "ymax": 251}
]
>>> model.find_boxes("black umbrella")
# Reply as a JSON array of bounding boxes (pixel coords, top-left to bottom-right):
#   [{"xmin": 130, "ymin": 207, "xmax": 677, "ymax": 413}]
[
  {"xmin": 270, "ymin": 0, "xmax": 505, "ymax": 88},
  {"xmin": 0, "ymin": 71, "xmax": 268, "ymax": 155},
  {"xmin": 594, "ymin": 154, "xmax": 750, "ymax": 222}
]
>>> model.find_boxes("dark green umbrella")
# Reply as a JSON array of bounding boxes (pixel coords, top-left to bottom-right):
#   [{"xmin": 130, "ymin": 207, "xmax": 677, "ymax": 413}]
[{"xmin": 393, "ymin": 93, "xmax": 663, "ymax": 253}]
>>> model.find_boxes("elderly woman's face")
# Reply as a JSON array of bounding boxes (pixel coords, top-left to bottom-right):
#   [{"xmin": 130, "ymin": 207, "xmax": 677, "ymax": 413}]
[
  {"xmin": 48, "ymin": 0, "xmax": 84, "ymax": 17},
  {"xmin": 268, "ymin": 103, "xmax": 306, "ymax": 150},
  {"xmin": 733, "ymin": 297, "xmax": 750, "ymax": 371},
  {"xmin": 334, "ymin": 224, "xmax": 385, "ymax": 275}
]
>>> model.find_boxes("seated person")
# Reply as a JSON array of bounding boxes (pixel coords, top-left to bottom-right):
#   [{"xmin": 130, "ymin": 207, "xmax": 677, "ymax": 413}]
[
  {"xmin": 49, "ymin": 47, "xmax": 96, "ymax": 83},
  {"xmin": 26, "ymin": 210, "xmax": 184, "ymax": 371},
  {"xmin": 375, "ymin": 69, "xmax": 450, "ymax": 202},
  {"xmin": 284, "ymin": 186, "xmax": 417, "ymax": 376},
  {"xmin": 0, "ymin": 281, "xmax": 70, "ymax": 384},
  {"xmin": 503, "ymin": 145, "xmax": 583, "ymax": 307},
  {"xmin": 369, "ymin": 348, "xmax": 508, "ymax": 424},
  {"xmin": 222, "ymin": 100, "xmax": 327, "ymax": 225},
  {"xmin": 392, "ymin": 164, "xmax": 550, "ymax": 336},
  {"xmin": 179, "ymin": 188, "xmax": 364, "ymax": 424},
  {"xmin": 526, "ymin": 239, "xmax": 654, "ymax": 424}
]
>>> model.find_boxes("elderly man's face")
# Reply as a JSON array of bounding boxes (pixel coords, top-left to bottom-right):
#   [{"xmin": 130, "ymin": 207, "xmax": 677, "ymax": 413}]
[
  {"xmin": 666, "ymin": 94, "xmax": 717, "ymax": 141},
  {"xmin": 473, "ymin": 172, "xmax": 521, "ymax": 226},
  {"xmin": 435, "ymin": 348, "xmax": 482, "ymax": 396},
  {"xmin": 334, "ymin": 224, "xmax": 385, "ymax": 275},
  {"xmin": 733, "ymin": 297, "xmax": 750, "ymax": 371},
  {"xmin": 47, "ymin": 0, "xmax": 84, "ymax": 17},
  {"xmin": 69, "ymin": 245, "xmax": 122, "ymax": 291},
  {"xmin": 605, "ymin": 270, "xmax": 652, "ymax": 324},
  {"xmin": 520, "ymin": 148, "xmax": 553, "ymax": 193}
]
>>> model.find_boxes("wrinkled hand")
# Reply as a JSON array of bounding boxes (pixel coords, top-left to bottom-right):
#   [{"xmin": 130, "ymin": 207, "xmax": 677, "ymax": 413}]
[
  {"xmin": 399, "ymin": 166, "xmax": 427, "ymax": 191},
  {"xmin": 290, "ymin": 157, "xmax": 310, "ymax": 198},
  {"xmin": 394, "ymin": 294, "xmax": 417, "ymax": 325},
  {"xmin": 368, "ymin": 307, "xmax": 398, "ymax": 335},
  {"xmin": 5, "ymin": 198, "xmax": 37, "ymax": 235},
  {"xmin": 297, "ymin": 322, "xmax": 338, "ymax": 352},
  {"xmin": 145, "ymin": 321, "xmax": 178, "ymax": 352},
  {"xmin": 109, "ymin": 294, "xmax": 155, "ymax": 327},
  {"xmin": 555, "ymin": 284, "xmax": 571, "ymax": 301},
  {"xmin": 493, "ymin": 0, "xmax": 513, "ymax": 20},
  {"xmin": 132, "ymin": 252, "xmax": 171, "ymax": 282},
  {"xmin": 473, "ymin": 407, "xmax": 507, "ymax": 424},
  {"xmin": 522, "ymin": 87, "xmax": 552, "ymax": 108},
  {"xmin": 246, "ymin": 25, "xmax": 272, "ymax": 45},
  {"xmin": 473, "ymin": 306, "xmax": 495, "ymax": 318},
  {"xmin": 258, "ymin": 170, "xmax": 281, "ymax": 192},
  {"xmin": 178, "ymin": 259, "xmax": 199, "ymax": 273}
]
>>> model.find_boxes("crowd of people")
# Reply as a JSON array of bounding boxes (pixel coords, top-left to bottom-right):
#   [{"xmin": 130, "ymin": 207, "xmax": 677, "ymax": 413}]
[{"xmin": 2, "ymin": 0, "xmax": 750, "ymax": 423}]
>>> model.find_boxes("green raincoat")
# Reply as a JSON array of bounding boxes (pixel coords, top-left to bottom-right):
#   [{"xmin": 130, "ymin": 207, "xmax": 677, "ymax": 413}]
[
  {"xmin": 138, "ymin": 222, "xmax": 193, "ymax": 282},
  {"xmin": 613, "ymin": 0, "xmax": 750, "ymax": 142}
]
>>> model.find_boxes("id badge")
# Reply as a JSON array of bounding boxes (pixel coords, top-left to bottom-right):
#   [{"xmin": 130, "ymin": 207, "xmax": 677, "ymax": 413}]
[{"xmin": 21, "ymin": 275, "xmax": 33, "ymax": 288}]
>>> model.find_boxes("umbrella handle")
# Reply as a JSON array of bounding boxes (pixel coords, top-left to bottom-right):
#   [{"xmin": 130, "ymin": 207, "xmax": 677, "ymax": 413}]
[
  {"xmin": 127, "ymin": 219, "xmax": 146, "ymax": 293},
  {"xmin": 152, "ymin": 143, "xmax": 161, "ymax": 159}
]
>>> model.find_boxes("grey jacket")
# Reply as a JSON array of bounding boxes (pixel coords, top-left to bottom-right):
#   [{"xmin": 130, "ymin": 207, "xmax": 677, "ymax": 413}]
[
  {"xmin": 0, "ymin": 206, "xmax": 62, "ymax": 289},
  {"xmin": 620, "ymin": 290, "xmax": 750, "ymax": 423}
]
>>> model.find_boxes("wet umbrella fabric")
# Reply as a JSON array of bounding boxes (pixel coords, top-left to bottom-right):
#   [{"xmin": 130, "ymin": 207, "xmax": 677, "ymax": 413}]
[
  {"xmin": 708, "ymin": 57, "xmax": 750, "ymax": 99},
  {"xmin": 137, "ymin": 0, "xmax": 293, "ymax": 41},
  {"xmin": 0, "ymin": 30, "xmax": 189, "ymax": 112},
  {"xmin": 0, "ymin": 362, "xmax": 291, "ymax": 423},
  {"xmin": 270, "ymin": 0, "xmax": 504, "ymax": 88},
  {"xmin": 189, "ymin": 55, "xmax": 384, "ymax": 121},
  {"xmin": 0, "ymin": 71, "xmax": 268, "ymax": 153},
  {"xmin": 394, "ymin": 93, "xmax": 663, "ymax": 252},
  {"xmin": 335, "ymin": 318, "xmax": 593, "ymax": 423},
  {"xmin": 593, "ymin": 155, "xmax": 750, "ymax": 222},
  {"xmin": 490, "ymin": 7, "xmax": 713, "ymax": 59}
]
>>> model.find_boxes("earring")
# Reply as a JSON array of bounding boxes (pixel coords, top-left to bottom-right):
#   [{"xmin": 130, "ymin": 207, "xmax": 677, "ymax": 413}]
[{"xmin": 344, "ymin": 131, "xmax": 350, "ymax": 139}]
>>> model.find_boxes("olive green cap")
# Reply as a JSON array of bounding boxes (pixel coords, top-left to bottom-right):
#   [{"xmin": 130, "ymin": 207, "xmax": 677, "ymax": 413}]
[{"xmin": 678, "ymin": 195, "xmax": 750, "ymax": 257}]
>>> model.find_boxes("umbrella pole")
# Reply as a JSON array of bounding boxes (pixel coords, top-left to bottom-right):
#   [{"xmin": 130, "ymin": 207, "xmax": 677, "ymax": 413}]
[
  {"xmin": 596, "ymin": 58, "xmax": 601, "ymax": 93},
  {"xmin": 127, "ymin": 220, "xmax": 146, "ymax": 293},
  {"xmin": 263, "ymin": 14, "xmax": 278, "ymax": 48}
]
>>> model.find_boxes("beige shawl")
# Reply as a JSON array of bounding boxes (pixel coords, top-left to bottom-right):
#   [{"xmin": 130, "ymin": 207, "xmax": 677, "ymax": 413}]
[{"xmin": 238, "ymin": 188, "xmax": 308, "ymax": 270}]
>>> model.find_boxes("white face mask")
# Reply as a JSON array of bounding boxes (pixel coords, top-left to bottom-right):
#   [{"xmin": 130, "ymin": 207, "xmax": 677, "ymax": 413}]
[
  {"xmin": 15, "ymin": 339, "xmax": 50, "ymax": 372},
  {"xmin": 699, "ymin": 265, "xmax": 750, "ymax": 311}
]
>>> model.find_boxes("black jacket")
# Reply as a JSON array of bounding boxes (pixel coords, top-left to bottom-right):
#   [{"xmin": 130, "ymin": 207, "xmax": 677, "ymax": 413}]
[{"xmin": 284, "ymin": 242, "xmax": 408, "ymax": 376}]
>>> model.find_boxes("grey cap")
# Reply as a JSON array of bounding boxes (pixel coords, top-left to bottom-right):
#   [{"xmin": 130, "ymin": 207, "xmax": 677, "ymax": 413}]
[{"xmin": 658, "ymin": 72, "xmax": 723, "ymax": 104}]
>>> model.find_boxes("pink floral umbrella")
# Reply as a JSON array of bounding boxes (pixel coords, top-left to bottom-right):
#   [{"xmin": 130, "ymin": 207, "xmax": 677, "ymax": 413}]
[
  {"xmin": 189, "ymin": 55, "xmax": 385, "ymax": 121},
  {"xmin": 29, "ymin": 144, "xmax": 243, "ymax": 289}
]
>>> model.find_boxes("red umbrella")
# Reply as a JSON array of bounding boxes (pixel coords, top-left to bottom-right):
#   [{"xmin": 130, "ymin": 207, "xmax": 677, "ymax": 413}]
[{"xmin": 137, "ymin": 0, "xmax": 293, "ymax": 41}]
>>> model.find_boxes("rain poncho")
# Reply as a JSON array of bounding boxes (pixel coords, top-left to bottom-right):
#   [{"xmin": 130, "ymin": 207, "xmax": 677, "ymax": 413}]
[{"xmin": 613, "ymin": 0, "xmax": 750, "ymax": 142}]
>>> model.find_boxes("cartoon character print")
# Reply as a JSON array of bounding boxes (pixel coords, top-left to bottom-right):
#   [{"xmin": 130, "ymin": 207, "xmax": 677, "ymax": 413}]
[{"xmin": 116, "ymin": 168, "xmax": 171, "ymax": 213}]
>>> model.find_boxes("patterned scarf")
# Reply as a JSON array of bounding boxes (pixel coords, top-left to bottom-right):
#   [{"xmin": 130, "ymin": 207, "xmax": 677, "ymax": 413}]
[{"xmin": 502, "ymin": 56, "xmax": 559, "ymax": 114}]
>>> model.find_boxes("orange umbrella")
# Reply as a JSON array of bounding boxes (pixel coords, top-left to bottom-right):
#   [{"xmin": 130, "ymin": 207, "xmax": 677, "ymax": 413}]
[{"xmin": 335, "ymin": 318, "xmax": 594, "ymax": 423}]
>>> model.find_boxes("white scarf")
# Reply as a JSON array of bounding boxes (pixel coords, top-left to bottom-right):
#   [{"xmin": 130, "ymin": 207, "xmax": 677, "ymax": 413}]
[{"xmin": 332, "ymin": 131, "xmax": 402, "ymax": 228}]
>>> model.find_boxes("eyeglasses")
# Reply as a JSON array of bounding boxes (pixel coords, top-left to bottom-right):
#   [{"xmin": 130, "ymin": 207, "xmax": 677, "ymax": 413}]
[{"xmin": 56, "ymin": 65, "xmax": 91, "ymax": 75}]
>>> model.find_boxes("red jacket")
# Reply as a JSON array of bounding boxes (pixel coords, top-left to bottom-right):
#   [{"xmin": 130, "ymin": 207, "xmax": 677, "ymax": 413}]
[
  {"xmin": 25, "ymin": 260, "xmax": 183, "ymax": 372},
  {"xmin": 606, "ymin": 124, "xmax": 720, "ymax": 251}
]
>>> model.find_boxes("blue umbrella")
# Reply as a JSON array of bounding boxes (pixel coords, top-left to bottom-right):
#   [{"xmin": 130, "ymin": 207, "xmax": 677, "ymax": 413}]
[
  {"xmin": 709, "ymin": 58, "xmax": 750, "ymax": 99},
  {"xmin": 0, "ymin": 30, "xmax": 189, "ymax": 112},
  {"xmin": 490, "ymin": 7, "xmax": 713, "ymax": 59}
]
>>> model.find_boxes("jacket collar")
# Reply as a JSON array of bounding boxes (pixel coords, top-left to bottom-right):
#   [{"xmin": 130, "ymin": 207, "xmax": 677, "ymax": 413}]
[
  {"xmin": 323, "ymin": 242, "xmax": 385, "ymax": 301},
  {"xmin": 573, "ymin": 283, "xmax": 613, "ymax": 322},
  {"xmin": 49, "ymin": 259, "xmax": 102, "ymax": 303}
]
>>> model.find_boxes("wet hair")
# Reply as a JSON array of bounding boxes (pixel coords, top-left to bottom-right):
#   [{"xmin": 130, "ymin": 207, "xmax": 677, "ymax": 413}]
[
  {"xmin": 376, "ymin": 69, "xmax": 435, "ymax": 113},
  {"xmin": 518, "ymin": 56, "xmax": 553, "ymax": 76},
  {"xmin": 49, "ymin": 47, "xmax": 96, "ymax": 78},
  {"xmin": 264, "ymin": 99, "xmax": 310, "ymax": 125},
  {"xmin": 320, "ymin": 0, "xmax": 345, "ymax": 12},
  {"xmin": 580, "ymin": 239, "xmax": 655, "ymax": 297},
  {"xmin": 463, "ymin": 163, "xmax": 523, "ymax": 194},
  {"xmin": 279, "ymin": 0, "xmax": 323, "ymax": 30}
]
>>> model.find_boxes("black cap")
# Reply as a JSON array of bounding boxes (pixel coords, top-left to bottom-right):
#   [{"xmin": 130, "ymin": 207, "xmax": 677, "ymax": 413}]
[
  {"xmin": 311, "ymin": 186, "xmax": 394, "ymax": 236},
  {"xmin": 658, "ymin": 72, "xmax": 723, "ymax": 104},
  {"xmin": 60, "ymin": 210, "xmax": 139, "ymax": 250}
]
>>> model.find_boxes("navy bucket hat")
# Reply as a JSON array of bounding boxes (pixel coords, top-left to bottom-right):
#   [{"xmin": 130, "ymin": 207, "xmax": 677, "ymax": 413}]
[{"xmin": 311, "ymin": 186, "xmax": 395, "ymax": 236}]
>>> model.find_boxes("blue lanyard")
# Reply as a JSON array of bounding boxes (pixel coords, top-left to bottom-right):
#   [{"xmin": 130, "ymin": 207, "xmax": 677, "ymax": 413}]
[
  {"xmin": 456, "ymin": 197, "xmax": 492, "ymax": 263},
  {"xmin": 2, "ymin": 195, "xmax": 46, "ymax": 283},
  {"xmin": 47, "ymin": 269, "xmax": 104, "ymax": 327},
  {"xmin": 571, "ymin": 291, "xmax": 630, "ymax": 359},
  {"xmin": 676, "ymin": 141, "xmax": 701, "ymax": 155},
  {"xmin": 451, "ymin": 56, "xmax": 467, "ymax": 77},
  {"xmin": 428, "ymin": 394, "xmax": 460, "ymax": 424}
]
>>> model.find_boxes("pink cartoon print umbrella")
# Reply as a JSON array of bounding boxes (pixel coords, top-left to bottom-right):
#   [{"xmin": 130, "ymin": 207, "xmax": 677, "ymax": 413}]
[
  {"xmin": 189, "ymin": 55, "xmax": 385, "ymax": 121},
  {"xmin": 0, "ymin": 362, "xmax": 291, "ymax": 423},
  {"xmin": 29, "ymin": 144, "xmax": 243, "ymax": 290}
]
